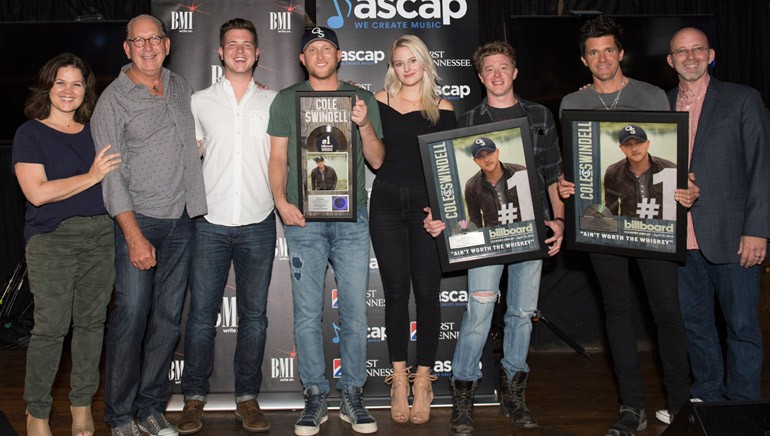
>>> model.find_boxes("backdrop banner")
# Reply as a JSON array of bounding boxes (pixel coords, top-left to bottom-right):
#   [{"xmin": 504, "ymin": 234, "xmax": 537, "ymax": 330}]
[{"xmin": 151, "ymin": 0, "xmax": 493, "ymax": 410}]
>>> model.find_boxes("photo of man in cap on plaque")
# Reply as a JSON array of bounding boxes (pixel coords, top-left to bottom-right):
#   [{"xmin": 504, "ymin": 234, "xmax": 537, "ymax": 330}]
[
  {"xmin": 309, "ymin": 155, "xmax": 338, "ymax": 190},
  {"xmin": 463, "ymin": 136, "xmax": 531, "ymax": 229},
  {"xmin": 603, "ymin": 124, "xmax": 676, "ymax": 220}
]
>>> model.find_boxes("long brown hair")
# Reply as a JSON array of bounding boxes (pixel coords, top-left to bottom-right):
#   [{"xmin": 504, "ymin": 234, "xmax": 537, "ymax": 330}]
[{"xmin": 24, "ymin": 53, "xmax": 97, "ymax": 123}]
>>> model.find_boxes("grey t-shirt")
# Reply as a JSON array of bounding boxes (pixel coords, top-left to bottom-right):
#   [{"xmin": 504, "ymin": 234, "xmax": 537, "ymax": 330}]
[{"xmin": 559, "ymin": 77, "xmax": 670, "ymax": 113}]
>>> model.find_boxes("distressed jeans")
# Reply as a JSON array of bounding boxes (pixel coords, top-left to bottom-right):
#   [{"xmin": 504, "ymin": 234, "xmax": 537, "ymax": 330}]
[
  {"xmin": 284, "ymin": 208, "xmax": 370, "ymax": 394},
  {"xmin": 452, "ymin": 259, "xmax": 542, "ymax": 382}
]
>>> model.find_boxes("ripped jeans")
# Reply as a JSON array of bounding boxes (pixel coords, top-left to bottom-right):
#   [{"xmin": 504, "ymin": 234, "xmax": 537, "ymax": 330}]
[
  {"xmin": 451, "ymin": 260, "xmax": 542, "ymax": 382},
  {"xmin": 283, "ymin": 207, "xmax": 370, "ymax": 394}
]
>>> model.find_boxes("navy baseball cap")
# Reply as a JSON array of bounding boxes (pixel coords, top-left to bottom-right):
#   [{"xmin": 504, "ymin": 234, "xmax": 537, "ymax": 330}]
[
  {"xmin": 301, "ymin": 26, "xmax": 339, "ymax": 53},
  {"xmin": 313, "ymin": 156, "xmax": 325, "ymax": 162},
  {"xmin": 471, "ymin": 137, "xmax": 497, "ymax": 158},
  {"xmin": 618, "ymin": 124, "xmax": 648, "ymax": 145}
]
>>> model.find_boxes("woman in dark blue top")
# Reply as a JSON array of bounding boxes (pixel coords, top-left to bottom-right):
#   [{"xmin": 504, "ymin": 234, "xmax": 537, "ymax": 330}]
[
  {"xmin": 12, "ymin": 53, "xmax": 120, "ymax": 436},
  {"xmin": 370, "ymin": 35, "xmax": 456, "ymax": 425}
]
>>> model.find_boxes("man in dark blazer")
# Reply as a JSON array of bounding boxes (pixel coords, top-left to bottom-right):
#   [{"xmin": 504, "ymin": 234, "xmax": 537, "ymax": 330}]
[{"xmin": 667, "ymin": 27, "xmax": 770, "ymax": 402}]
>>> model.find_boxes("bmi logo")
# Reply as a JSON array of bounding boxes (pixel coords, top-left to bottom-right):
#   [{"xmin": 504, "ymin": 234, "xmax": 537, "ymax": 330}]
[
  {"xmin": 271, "ymin": 357, "xmax": 295, "ymax": 381},
  {"xmin": 270, "ymin": 12, "xmax": 292, "ymax": 33},
  {"xmin": 331, "ymin": 288, "xmax": 339, "ymax": 308},
  {"xmin": 168, "ymin": 358, "xmax": 184, "ymax": 383},
  {"xmin": 170, "ymin": 11, "xmax": 193, "ymax": 33},
  {"xmin": 333, "ymin": 358, "xmax": 343, "ymax": 378},
  {"xmin": 216, "ymin": 296, "xmax": 238, "ymax": 333},
  {"xmin": 410, "ymin": 321, "xmax": 417, "ymax": 342}
]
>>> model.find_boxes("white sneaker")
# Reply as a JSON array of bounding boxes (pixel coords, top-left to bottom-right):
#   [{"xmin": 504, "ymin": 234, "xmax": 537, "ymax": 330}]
[
  {"xmin": 655, "ymin": 409, "xmax": 673, "ymax": 424},
  {"xmin": 656, "ymin": 398, "xmax": 703, "ymax": 424}
]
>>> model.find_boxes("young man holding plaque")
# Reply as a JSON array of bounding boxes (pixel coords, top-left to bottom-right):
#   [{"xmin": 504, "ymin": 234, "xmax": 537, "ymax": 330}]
[
  {"xmin": 267, "ymin": 26, "xmax": 384, "ymax": 436},
  {"xmin": 557, "ymin": 16, "xmax": 698, "ymax": 435},
  {"xmin": 667, "ymin": 26, "xmax": 770, "ymax": 406},
  {"xmin": 425, "ymin": 41, "xmax": 565, "ymax": 435},
  {"xmin": 175, "ymin": 18, "xmax": 276, "ymax": 434}
]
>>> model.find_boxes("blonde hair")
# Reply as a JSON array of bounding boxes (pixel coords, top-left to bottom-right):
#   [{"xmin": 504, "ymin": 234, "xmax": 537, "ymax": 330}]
[{"xmin": 383, "ymin": 35, "xmax": 442, "ymax": 125}]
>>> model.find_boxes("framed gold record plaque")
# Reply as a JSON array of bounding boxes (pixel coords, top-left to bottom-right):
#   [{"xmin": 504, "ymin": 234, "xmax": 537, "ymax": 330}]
[{"xmin": 295, "ymin": 91, "xmax": 358, "ymax": 221}]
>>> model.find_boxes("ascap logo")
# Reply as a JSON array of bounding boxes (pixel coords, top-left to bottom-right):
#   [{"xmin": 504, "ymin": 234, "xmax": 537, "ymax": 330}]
[
  {"xmin": 369, "ymin": 257, "xmax": 379, "ymax": 270},
  {"xmin": 434, "ymin": 359, "xmax": 481, "ymax": 375},
  {"xmin": 440, "ymin": 289, "xmax": 468, "ymax": 306},
  {"xmin": 271, "ymin": 357, "xmax": 295, "ymax": 381},
  {"xmin": 341, "ymin": 50, "xmax": 386, "ymax": 65},
  {"xmin": 436, "ymin": 84, "xmax": 471, "ymax": 100},
  {"xmin": 367, "ymin": 325, "xmax": 387, "ymax": 342},
  {"xmin": 326, "ymin": 0, "xmax": 469, "ymax": 29},
  {"xmin": 433, "ymin": 359, "xmax": 452, "ymax": 374},
  {"xmin": 410, "ymin": 321, "xmax": 417, "ymax": 341},
  {"xmin": 170, "ymin": 11, "xmax": 194, "ymax": 33},
  {"xmin": 269, "ymin": 12, "xmax": 292, "ymax": 33},
  {"xmin": 216, "ymin": 296, "xmax": 238, "ymax": 332},
  {"xmin": 168, "ymin": 358, "xmax": 184, "ymax": 383},
  {"xmin": 333, "ymin": 358, "xmax": 343, "ymax": 378}
]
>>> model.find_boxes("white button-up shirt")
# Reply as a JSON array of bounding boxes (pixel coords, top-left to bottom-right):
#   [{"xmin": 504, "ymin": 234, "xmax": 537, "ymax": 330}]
[{"xmin": 192, "ymin": 78, "xmax": 277, "ymax": 226}]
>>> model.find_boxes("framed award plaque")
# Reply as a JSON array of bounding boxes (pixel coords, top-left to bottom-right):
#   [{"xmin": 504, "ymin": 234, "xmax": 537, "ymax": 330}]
[
  {"xmin": 295, "ymin": 91, "xmax": 358, "ymax": 221},
  {"xmin": 561, "ymin": 110, "xmax": 688, "ymax": 261}
]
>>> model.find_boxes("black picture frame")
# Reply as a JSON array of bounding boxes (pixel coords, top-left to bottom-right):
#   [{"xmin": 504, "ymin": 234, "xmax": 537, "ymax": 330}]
[
  {"xmin": 418, "ymin": 119, "xmax": 549, "ymax": 272},
  {"xmin": 296, "ymin": 91, "xmax": 358, "ymax": 221},
  {"xmin": 561, "ymin": 110, "xmax": 688, "ymax": 261}
]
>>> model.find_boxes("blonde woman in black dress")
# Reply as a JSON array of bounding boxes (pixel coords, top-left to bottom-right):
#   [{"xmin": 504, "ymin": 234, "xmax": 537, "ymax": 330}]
[{"xmin": 370, "ymin": 34, "xmax": 456, "ymax": 425}]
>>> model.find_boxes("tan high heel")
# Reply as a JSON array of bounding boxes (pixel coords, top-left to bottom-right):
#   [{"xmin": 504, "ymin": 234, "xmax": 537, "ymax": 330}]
[
  {"xmin": 26, "ymin": 410, "xmax": 53, "ymax": 436},
  {"xmin": 409, "ymin": 371, "xmax": 438, "ymax": 424},
  {"xmin": 71, "ymin": 405, "xmax": 95, "ymax": 436},
  {"xmin": 384, "ymin": 366, "xmax": 411, "ymax": 423}
]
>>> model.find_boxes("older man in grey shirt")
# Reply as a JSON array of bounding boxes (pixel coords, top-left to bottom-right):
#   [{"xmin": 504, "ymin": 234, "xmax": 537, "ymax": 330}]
[{"xmin": 91, "ymin": 14, "xmax": 206, "ymax": 436}]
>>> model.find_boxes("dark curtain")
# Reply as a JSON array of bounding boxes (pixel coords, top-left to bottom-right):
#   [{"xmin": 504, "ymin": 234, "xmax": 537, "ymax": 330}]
[
  {"xmin": 0, "ymin": 0, "xmax": 149, "ymax": 21},
  {"xmin": 480, "ymin": 0, "xmax": 770, "ymax": 105}
]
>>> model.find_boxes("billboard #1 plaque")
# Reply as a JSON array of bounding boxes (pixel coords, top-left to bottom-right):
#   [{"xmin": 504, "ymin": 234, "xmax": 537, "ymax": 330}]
[
  {"xmin": 419, "ymin": 119, "xmax": 549, "ymax": 272},
  {"xmin": 562, "ymin": 110, "xmax": 688, "ymax": 261},
  {"xmin": 296, "ymin": 91, "xmax": 358, "ymax": 221}
]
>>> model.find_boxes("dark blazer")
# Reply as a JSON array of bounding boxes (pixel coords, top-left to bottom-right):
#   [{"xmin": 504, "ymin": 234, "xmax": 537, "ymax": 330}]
[{"xmin": 668, "ymin": 77, "xmax": 770, "ymax": 264}]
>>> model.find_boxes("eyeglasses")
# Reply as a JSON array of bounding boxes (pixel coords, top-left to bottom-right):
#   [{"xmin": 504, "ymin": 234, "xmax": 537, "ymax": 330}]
[
  {"xmin": 126, "ymin": 35, "xmax": 165, "ymax": 48},
  {"xmin": 670, "ymin": 46, "xmax": 709, "ymax": 58}
]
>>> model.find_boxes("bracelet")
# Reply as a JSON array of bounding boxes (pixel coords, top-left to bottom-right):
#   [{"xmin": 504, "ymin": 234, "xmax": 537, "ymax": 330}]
[{"xmin": 553, "ymin": 217, "xmax": 565, "ymax": 223}]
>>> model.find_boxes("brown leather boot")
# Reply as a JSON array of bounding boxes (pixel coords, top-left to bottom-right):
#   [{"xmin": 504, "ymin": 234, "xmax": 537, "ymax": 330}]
[
  {"xmin": 177, "ymin": 399, "xmax": 205, "ymax": 434},
  {"xmin": 235, "ymin": 399, "xmax": 270, "ymax": 432}
]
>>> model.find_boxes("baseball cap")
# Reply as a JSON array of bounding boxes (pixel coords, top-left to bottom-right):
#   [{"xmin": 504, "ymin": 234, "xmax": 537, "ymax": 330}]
[
  {"xmin": 301, "ymin": 26, "xmax": 339, "ymax": 53},
  {"xmin": 471, "ymin": 137, "xmax": 497, "ymax": 158},
  {"xmin": 618, "ymin": 124, "xmax": 648, "ymax": 145},
  {"xmin": 313, "ymin": 156, "xmax": 325, "ymax": 162}
]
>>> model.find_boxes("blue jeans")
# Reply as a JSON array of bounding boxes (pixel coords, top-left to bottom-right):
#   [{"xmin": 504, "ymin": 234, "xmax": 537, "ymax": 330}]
[
  {"xmin": 182, "ymin": 215, "xmax": 276, "ymax": 402},
  {"xmin": 284, "ymin": 208, "xmax": 370, "ymax": 394},
  {"xmin": 678, "ymin": 250, "xmax": 763, "ymax": 401},
  {"xmin": 104, "ymin": 211, "xmax": 195, "ymax": 427},
  {"xmin": 452, "ymin": 259, "xmax": 542, "ymax": 382}
]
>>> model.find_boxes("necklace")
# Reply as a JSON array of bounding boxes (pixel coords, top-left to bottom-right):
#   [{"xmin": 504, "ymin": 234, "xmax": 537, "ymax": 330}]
[
  {"xmin": 127, "ymin": 67, "xmax": 161, "ymax": 94},
  {"xmin": 595, "ymin": 79, "xmax": 625, "ymax": 110}
]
